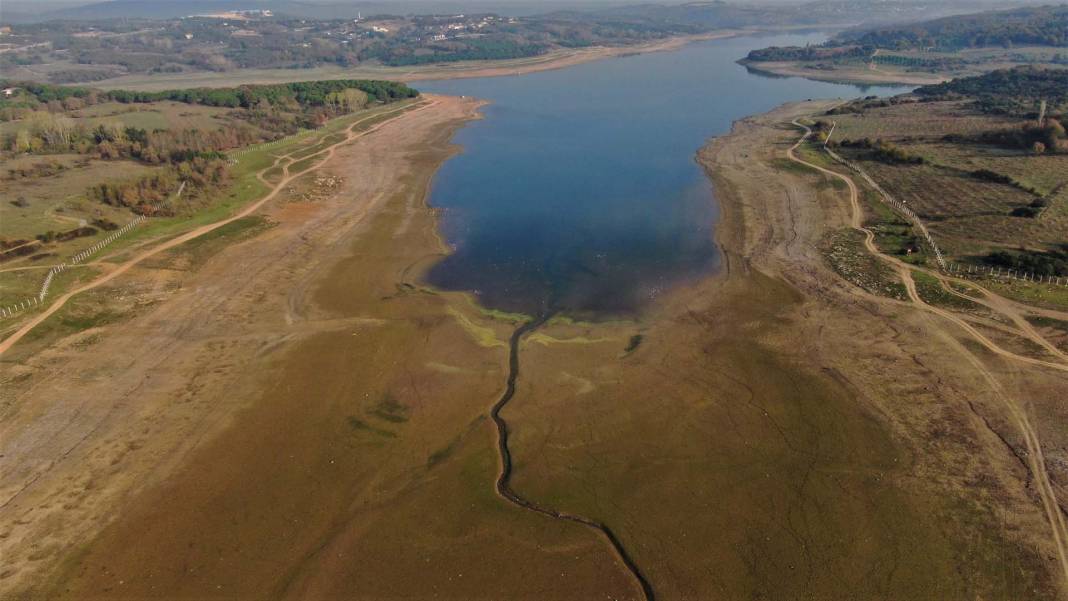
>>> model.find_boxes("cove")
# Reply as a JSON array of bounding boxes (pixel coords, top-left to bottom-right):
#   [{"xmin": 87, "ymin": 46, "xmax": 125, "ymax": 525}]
[{"xmin": 416, "ymin": 33, "xmax": 911, "ymax": 317}]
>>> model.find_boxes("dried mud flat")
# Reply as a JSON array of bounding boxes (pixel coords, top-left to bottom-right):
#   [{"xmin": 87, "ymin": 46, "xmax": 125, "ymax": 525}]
[
  {"xmin": 489, "ymin": 104, "xmax": 1068, "ymax": 600},
  {"xmin": 740, "ymin": 60, "xmax": 949, "ymax": 86},
  {"xmin": 0, "ymin": 97, "xmax": 1066, "ymax": 601},
  {"xmin": 1, "ymin": 95, "xmax": 631, "ymax": 600}
]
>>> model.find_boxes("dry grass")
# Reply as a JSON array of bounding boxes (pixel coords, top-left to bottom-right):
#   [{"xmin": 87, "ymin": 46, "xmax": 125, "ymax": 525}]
[
  {"xmin": 907, "ymin": 142, "xmax": 1068, "ymax": 196},
  {"xmin": 1, "ymin": 157, "xmax": 159, "ymax": 242},
  {"xmin": 831, "ymin": 101, "xmax": 1019, "ymax": 142},
  {"xmin": 830, "ymin": 100, "xmax": 1068, "ymax": 261}
]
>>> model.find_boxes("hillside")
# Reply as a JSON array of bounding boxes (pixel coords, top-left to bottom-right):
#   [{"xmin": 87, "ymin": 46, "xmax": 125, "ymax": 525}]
[
  {"xmin": 741, "ymin": 5, "xmax": 1068, "ymax": 85},
  {"xmin": 913, "ymin": 66, "xmax": 1068, "ymax": 115},
  {"xmin": 548, "ymin": 0, "xmax": 981, "ymax": 29},
  {"xmin": 836, "ymin": 4, "xmax": 1068, "ymax": 50},
  {"xmin": 0, "ymin": 78, "xmax": 416, "ymax": 256},
  {"xmin": 746, "ymin": 5, "xmax": 1068, "ymax": 64}
]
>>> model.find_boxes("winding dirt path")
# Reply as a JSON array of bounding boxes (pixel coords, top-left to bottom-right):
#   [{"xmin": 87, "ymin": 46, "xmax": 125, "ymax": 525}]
[
  {"xmin": 0, "ymin": 100, "xmax": 432, "ymax": 356},
  {"xmin": 490, "ymin": 314, "xmax": 655, "ymax": 601},
  {"xmin": 788, "ymin": 120, "xmax": 1068, "ymax": 588}
]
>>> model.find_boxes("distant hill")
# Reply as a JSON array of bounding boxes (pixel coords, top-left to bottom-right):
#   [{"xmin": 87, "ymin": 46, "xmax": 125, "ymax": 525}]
[
  {"xmin": 2, "ymin": 0, "xmax": 666, "ymax": 23},
  {"xmin": 835, "ymin": 5, "xmax": 1068, "ymax": 50},
  {"xmin": 548, "ymin": 0, "xmax": 1002, "ymax": 29},
  {"xmin": 744, "ymin": 5, "xmax": 1068, "ymax": 65},
  {"xmin": 31, "ymin": 0, "xmax": 321, "ymax": 21}
]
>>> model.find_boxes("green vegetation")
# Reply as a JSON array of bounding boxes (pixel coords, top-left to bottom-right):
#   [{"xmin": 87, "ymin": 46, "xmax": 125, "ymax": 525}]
[
  {"xmin": 1, "ymin": 80, "xmax": 417, "ymax": 256},
  {"xmin": 838, "ymin": 5, "xmax": 1068, "ymax": 51},
  {"xmin": 748, "ymin": 6, "xmax": 1068, "ymax": 64},
  {"xmin": 981, "ymin": 277, "xmax": 1068, "ymax": 310},
  {"xmin": 914, "ymin": 67, "xmax": 1068, "ymax": 116},
  {"xmin": 835, "ymin": 137, "xmax": 925, "ymax": 164},
  {"xmin": 983, "ymin": 247, "xmax": 1068, "ymax": 277},
  {"xmin": 100, "ymin": 80, "xmax": 417, "ymax": 108},
  {"xmin": 824, "ymin": 77, "xmax": 1068, "ymax": 298},
  {"xmin": 911, "ymin": 270, "xmax": 977, "ymax": 310},
  {"xmin": 624, "ymin": 334, "xmax": 643, "ymax": 353},
  {"xmin": 2, "ymin": 79, "xmax": 416, "ymax": 122},
  {"xmin": 770, "ymin": 157, "xmax": 820, "ymax": 175},
  {"xmin": 0, "ymin": 2, "xmax": 974, "ymax": 86},
  {"xmin": 744, "ymin": 7, "xmax": 1068, "ymax": 85},
  {"xmin": 744, "ymin": 45, "xmax": 868, "ymax": 62},
  {"xmin": 148, "ymin": 215, "xmax": 275, "ymax": 270},
  {"xmin": 368, "ymin": 38, "xmax": 549, "ymax": 67},
  {"xmin": 821, "ymin": 228, "xmax": 908, "ymax": 300}
]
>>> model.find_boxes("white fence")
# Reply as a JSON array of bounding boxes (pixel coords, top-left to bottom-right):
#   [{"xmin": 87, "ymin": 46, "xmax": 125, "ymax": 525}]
[
  {"xmin": 820, "ymin": 142, "xmax": 1068, "ymax": 292},
  {"xmin": 948, "ymin": 262, "xmax": 1068, "ymax": 287},
  {"xmin": 823, "ymin": 144, "xmax": 948, "ymax": 271},
  {"xmin": 1, "ymin": 182, "xmax": 186, "ymax": 320},
  {"xmin": 228, "ymin": 129, "xmax": 309, "ymax": 164}
]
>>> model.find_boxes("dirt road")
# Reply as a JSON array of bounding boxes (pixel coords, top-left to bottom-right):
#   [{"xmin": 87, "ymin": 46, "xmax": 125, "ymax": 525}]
[
  {"xmin": 788, "ymin": 119, "xmax": 1068, "ymax": 589},
  {"xmin": 0, "ymin": 100, "xmax": 432, "ymax": 356},
  {"xmin": 3, "ymin": 97, "xmax": 1067, "ymax": 600}
]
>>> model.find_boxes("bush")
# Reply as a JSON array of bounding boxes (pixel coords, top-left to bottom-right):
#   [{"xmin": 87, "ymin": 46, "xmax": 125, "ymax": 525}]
[{"xmin": 985, "ymin": 248, "xmax": 1068, "ymax": 275}]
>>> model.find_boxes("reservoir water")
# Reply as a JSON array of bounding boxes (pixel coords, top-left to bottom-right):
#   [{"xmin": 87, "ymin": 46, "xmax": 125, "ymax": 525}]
[{"xmin": 417, "ymin": 34, "xmax": 910, "ymax": 316}]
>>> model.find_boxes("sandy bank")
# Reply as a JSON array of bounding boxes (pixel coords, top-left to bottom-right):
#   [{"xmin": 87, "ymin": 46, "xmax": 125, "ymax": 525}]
[
  {"xmin": 739, "ymin": 59, "xmax": 949, "ymax": 86},
  {"xmin": 3, "ymin": 94, "xmax": 638, "ymax": 600}
]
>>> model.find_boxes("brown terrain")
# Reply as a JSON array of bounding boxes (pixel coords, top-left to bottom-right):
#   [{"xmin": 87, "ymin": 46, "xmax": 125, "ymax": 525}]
[
  {"xmin": 742, "ymin": 60, "xmax": 949, "ymax": 86},
  {"xmin": 1, "ymin": 94, "xmax": 1067, "ymax": 600}
]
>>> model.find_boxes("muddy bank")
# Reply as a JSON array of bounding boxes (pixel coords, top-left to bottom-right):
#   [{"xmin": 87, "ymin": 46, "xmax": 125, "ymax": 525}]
[
  {"xmin": 4, "ymin": 95, "xmax": 1064, "ymax": 600},
  {"xmin": 490, "ymin": 102, "xmax": 1061, "ymax": 599},
  {"xmin": 7, "ymin": 96, "xmax": 634, "ymax": 600},
  {"xmin": 739, "ymin": 59, "xmax": 949, "ymax": 86}
]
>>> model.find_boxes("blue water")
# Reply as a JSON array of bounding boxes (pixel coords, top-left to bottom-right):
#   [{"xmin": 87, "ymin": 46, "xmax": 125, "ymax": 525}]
[{"xmin": 417, "ymin": 34, "xmax": 911, "ymax": 316}]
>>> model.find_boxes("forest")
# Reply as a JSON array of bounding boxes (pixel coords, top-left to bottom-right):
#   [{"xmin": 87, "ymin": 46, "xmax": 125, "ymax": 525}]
[
  {"xmin": 2, "ymin": 79, "xmax": 418, "ymax": 111},
  {"xmin": 744, "ymin": 6, "xmax": 1068, "ymax": 66},
  {"xmin": 1, "ymin": 78, "xmax": 418, "ymax": 213},
  {"xmin": 984, "ymin": 247, "xmax": 1068, "ymax": 277},
  {"xmin": 0, "ymin": 1, "xmax": 975, "ymax": 83},
  {"xmin": 837, "ymin": 5, "xmax": 1068, "ymax": 51},
  {"xmin": 913, "ymin": 67, "xmax": 1068, "ymax": 116}
]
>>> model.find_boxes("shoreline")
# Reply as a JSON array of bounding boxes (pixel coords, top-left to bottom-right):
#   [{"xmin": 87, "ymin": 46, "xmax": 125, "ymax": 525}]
[
  {"xmin": 738, "ymin": 58, "xmax": 949, "ymax": 86},
  {"xmin": 5, "ymin": 25, "xmax": 1064, "ymax": 593},
  {"xmin": 5, "ymin": 96, "xmax": 558, "ymax": 598},
  {"xmin": 87, "ymin": 30, "xmax": 748, "ymax": 91},
  {"xmin": 695, "ymin": 101, "xmax": 1065, "ymax": 596}
]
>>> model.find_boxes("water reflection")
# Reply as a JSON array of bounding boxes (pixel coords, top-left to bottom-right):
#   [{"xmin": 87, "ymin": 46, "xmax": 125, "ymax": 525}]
[{"xmin": 416, "ymin": 34, "xmax": 912, "ymax": 317}]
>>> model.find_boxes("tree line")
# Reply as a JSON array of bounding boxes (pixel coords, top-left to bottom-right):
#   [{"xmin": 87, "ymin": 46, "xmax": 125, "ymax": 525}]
[
  {"xmin": 2, "ymin": 79, "xmax": 418, "ymax": 112},
  {"xmin": 838, "ymin": 5, "xmax": 1068, "ymax": 51},
  {"xmin": 914, "ymin": 67, "xmax": 1068, "ymax": 118}
]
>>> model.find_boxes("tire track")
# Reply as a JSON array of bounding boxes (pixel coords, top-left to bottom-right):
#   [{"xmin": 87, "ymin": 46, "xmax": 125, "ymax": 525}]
[
  {"xmin": 787, "ymin": 119, "xmax": 1068, "ymax": 590},
  {"xmin": 0, "ymin": 100, "xmax": 432, "ymax": 356},
  {"xmin": 490, "ymin": 314, "xmax": 655, "ymax": 601}
]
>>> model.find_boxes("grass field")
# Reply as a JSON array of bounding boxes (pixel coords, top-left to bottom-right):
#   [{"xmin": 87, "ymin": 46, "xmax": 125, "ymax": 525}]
[
  {"xmin": 905, "ymin": 142, "xmax": 1068, "ymax": 197},
  {"xmin": 827, "ymin": 100, "xmax": 1068, "ymax": 264},
  {"xmin": 1, "ymin": 156, "xmax": 160, "ymax": 243},
  {"xmin": 0, "ymin": 102, "xmax": 236, "ymax": 138},
  {"xmin": 0, "ymin": 99, "xmax": 422, "ymax": 327}
]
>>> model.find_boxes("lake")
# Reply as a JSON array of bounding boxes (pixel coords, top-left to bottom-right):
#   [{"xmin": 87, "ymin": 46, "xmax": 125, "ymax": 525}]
[{"xmin": 416, "ymin": 34, "xmax": 911, "ymax": 317}]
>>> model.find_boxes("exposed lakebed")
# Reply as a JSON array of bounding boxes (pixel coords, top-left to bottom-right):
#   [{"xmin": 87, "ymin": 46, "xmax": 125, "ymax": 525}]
[{"xmin": 417, "ymin": 34, "xmax": 910, "ymax": 316}]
